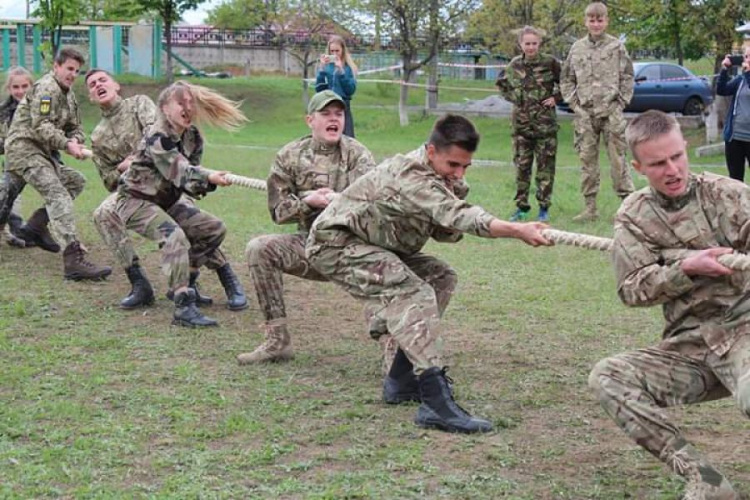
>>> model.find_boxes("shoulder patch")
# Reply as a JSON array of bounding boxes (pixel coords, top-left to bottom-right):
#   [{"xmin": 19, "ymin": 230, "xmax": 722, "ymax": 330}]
[{"xmin": 40, "ymin": 96, "xmax": 52, "ymax": 116}]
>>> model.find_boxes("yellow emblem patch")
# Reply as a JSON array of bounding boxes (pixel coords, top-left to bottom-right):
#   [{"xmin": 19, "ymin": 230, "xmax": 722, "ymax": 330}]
[{"xmin": 40, "ymin": 96, "xmax": 52, "ymax": 116}]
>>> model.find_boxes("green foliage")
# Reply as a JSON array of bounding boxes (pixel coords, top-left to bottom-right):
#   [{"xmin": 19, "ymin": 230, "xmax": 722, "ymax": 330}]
[
  {"xmin": 206, "ymin": 0, "xmax": 267, "ymax": 29},
  {"xmin": 80, "ymin": 0, "xmax": 144, "ymax": 21},
  {"xmin": 32, "ymin": 0, "xmax": 83, "ymax": 61}
]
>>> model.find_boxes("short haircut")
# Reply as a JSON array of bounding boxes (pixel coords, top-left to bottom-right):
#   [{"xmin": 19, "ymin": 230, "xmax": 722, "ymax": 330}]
[
  {"xmin": 84, "ymin": 68, "xmax": 112, "ymax": 84},
  {"xmin": 585, "ymin": 2, "xmax": 607, "ymax": 17},
  {"xmin": 4, "ymin": 66, "xmax": 32, "ymax": 90},
  {"xmin": 517, "ymin": 25, "xmax": 543, "ymax": 44},
  {"xmin": 55, "ymin": 47, "xmax": 85, "ymax": 67},
  {"xmin": 625, "ymin": 110, "xmax": 681, "ymax": 161},
  {"xmin": 428, "ymin": 114, "xmax": 480, "ymax": 153}
]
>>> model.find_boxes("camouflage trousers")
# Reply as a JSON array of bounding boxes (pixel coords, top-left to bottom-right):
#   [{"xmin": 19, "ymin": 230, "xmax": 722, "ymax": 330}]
[
  {"xmin": 589, "ymin": 329, "xmax": 750, "ymax": 477},
  {"xmin": 0, "ymin": 170, "xmax": 25, "ymax": 227},
  {"xmin": 512, "ymin": 132, "xmax": 557, "ymax": 210},
  {"xmin": 98, "ymin": 195, "xmax": 227, "ymax": 288},
  {"xmin": 307, "ymin": 234, "xmax": 458, "ymax": 372},
  {"xmin": 4, "ymin": 154, "xmax": 85, "ymax": 247},
  {"xmin": 93, "ymin": 192, "xmax": 140, "ymax": 269},
  {"xmin": 573, "ymin": 105, "xmax": 634, "ymax": 198}
]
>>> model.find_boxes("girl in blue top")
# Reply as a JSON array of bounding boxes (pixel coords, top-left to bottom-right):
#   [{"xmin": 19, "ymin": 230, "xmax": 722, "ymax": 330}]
[
  {"xmin": 315, "ymin": 35, "xmax": 358, "ymax": 138},
  {"xmin": 717, "ymin": 48, "xmax": 750, "ymax": 182}
]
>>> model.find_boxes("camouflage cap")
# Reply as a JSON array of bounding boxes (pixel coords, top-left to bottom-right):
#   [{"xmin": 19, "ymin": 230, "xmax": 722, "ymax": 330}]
[{"xmin": 307, "ymin": 90, "xmax": 345, "ymax": 114}]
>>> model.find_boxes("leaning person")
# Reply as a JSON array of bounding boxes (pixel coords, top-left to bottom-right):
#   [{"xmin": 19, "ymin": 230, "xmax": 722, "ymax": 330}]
[
  {"xmin": 306, "ymin": 114, "xmax": 552, "ymax": 434},
  {"xmin": 114, "ymin": 81, "xmax": 248, "ymax": 327},
  {"xmin": 589, "ymin": 110, "xmax": 748, "ymax": 498}
]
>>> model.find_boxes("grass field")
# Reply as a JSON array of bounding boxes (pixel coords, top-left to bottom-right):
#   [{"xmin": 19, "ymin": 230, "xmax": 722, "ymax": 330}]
[{"xmin": 1, "ymin": 75, "xmax": 747, "ymax": 499}]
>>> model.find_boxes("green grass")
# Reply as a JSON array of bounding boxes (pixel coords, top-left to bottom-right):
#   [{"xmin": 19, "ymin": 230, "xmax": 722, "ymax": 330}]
[{"xmin": 0, "ymin": 75, "xmax": 745, "ymax": 499}]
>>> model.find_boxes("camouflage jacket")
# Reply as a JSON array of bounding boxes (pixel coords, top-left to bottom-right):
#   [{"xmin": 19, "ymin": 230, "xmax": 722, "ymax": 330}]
[
  {"xmin": 5, "ymin": 71, "xmax": 84, "ymax": 166},
  {"xmin": 118, "ymin": 115, "xmax": 214, "ymax": 209},
  {"xmin": 91, "ymin": 95, "xmax": 157, "ymax": 192},
  {"xmin": 496, "ymin": 53, "xmax": 561, "ymax": 135},
  {"xmin": 613, "ymin": 173, "xmax": 750, "ymax": 356},
  {"xmin": 309, "ymin": 145, "xmax": 495, "ymax": 256},
  {"xmin": 0, "ymin": 95, "xmax": 19, "ymax": 154},
  {"xmin": 561, "ymin": 33, "xmax": 634, "ymax": 115},
  {"xmin": 268, "ymin": 134, "xmax": 375, "ymax": 233}
]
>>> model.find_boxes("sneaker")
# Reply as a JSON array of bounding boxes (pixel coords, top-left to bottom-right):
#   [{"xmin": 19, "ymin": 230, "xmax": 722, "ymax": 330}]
[
  {"xmin": 538, "ymin": 207, "xmax": 550, "ymax": 222},
  {"xmin": 509, "ymin": 208, "xmax": 529, "ymax": 222}
]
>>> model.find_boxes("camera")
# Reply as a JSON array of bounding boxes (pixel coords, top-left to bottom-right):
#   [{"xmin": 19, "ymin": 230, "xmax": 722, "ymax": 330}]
[
  {"xmin": 323, "ymin": 54, "xmax": 338, "ymax": 63},
  {"xmin": 729, "ymin": 55, "xmax": 744, "ymax": 66}
]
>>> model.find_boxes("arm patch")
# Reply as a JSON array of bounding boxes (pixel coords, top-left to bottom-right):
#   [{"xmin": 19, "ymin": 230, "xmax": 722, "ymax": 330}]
[{"xmin": 40, "ymin": 96, "xmax": 52, "ymax": 116}]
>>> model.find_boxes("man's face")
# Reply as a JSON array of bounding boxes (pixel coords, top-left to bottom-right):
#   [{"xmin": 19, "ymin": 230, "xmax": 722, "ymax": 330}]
[
  {"xmin": 632, "ymin": 129, "xmax": 690, "ymax": 198},
  {"xmin": 53, "ymin": 58, "xmax": 81, "ymax": 90},
  {"xmin": 585, "ymin": 15, "xmax": 608, "ymax": 37},
  {"xmin": 8, "ymin": 75, "xmax": 31, "ymax": 102},
  {"xmin": 162, "ymin": 90, "xmax": 195, "ymax": 133},
  {"xmin": 427, "ymin": 144, "xmax": 473, "ymax": 184},
  {"xmin": 306, "ymin": 102, "xmax": 345, "ymax": 144},
  {"xmin": 86, "ymin": 71, "xmax": 120, "ymax": 108},
  {"xmin": 520, "ymin": 33, "xmax": 540, "ymax": 58}
]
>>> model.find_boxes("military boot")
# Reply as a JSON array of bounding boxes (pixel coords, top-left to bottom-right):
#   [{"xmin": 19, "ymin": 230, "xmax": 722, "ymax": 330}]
[
  {"xmin": 216, "ymin": 263, "xmax": 249, "ymax": 311},
  {"xmin": 18, "ymin": 208, "xmax": 60, "ymax": 252},
  {"xmin": 172, "ymin": 289, "xmax": 218, "ymax": 328},
  {"xmin": 383, "ymin": 348, "xmax": 420, "ymax": 404},
  {"xmin": 236, "ymin": 320, "xmax": 294, "ymax": 364},
  {"xmin": 663, "ymin": 441, "xmax": 738, "ymax": 500},
  {"xmin": 572, "ymin": 196, "xmax": 599, "ymax": 222},
  {"xmin": 63, "ymin": 241, "xmax": 112, "ymax": 281},
  {"xmin": 7, "ymin": 213, "xmax": 30, "ymax": 247},
  {"xmin": 120, "ymin": 264, "xmax": 155, "ymax": 309},
  {"xmin": 414, "ymin": 367, "xmax": 493, "ymax": 434},
  {"xmin": 3, "ymin": 225, "xmax": 26, "ymax": 248},
  {"xmin": 166, "ymin": 270, "xmax": 213, "ymax": 306}
]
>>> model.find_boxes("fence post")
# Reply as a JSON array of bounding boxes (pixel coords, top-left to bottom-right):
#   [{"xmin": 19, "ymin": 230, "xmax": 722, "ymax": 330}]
[
  {"xmin": 89, "ymin": 25, "xmax": 98, "ymax": 68},
  {"xmin": 2, "ymin": 28, "xmax": 10, "ymax": 71},
  {"xmin": 32, "ymin": 25, "xmax": 41, "ymax": 73},
  {"xmin": 152, "ymin": 20, "xmax": 162, "ymax": 79},
  {"xmin": 113, "ymin": 25, "xmax": 122, "ymax": 74},
  {"xmin": 16, "ymin": 24, "xmax": 26, "ymax": 69}
]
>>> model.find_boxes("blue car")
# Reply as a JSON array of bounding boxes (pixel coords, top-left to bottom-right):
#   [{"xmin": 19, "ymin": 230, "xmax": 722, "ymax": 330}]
[{"xmin": 558, "ymin": 62, "xmax": 713, "ymax": 116}]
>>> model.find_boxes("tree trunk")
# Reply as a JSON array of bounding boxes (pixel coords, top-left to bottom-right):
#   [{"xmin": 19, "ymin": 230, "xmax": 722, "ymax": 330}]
[
  {"xmin": 165, "ymin": 15, "xmax": 173, "ymax": 83},
  {"xmin": 399, "ymin": 66, "xmax": 412, "ymax": 126},
  {"xmin": 426, "ymin": 57, "xmax": 438, "ymax": 110}
]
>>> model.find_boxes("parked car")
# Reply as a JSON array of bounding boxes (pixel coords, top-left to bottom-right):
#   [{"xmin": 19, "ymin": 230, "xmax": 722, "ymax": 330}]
[{"xmin": 557, "ymin": 62, "xmax": 713, "ymax": 116}]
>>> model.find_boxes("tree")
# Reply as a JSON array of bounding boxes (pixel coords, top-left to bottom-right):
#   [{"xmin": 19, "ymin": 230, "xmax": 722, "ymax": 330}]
[
  {"xmin": 207, "ymin": 0, "xmax": 266, "ymax": 30},
  {"xmin": 32, "ymin": 0, "xmax": 83, "ymax": 62},
  {"xmin": 135, "ymin": 0, "xmax": 208, "ymax": 82},
  {"xmin": 81, "ymin": 0, "xmax": 144, "ymax": 21}
]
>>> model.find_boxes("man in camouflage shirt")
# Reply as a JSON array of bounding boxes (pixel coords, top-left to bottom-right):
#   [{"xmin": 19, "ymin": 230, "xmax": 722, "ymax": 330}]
[
  {"xmin": 590, "ymin": 110, "xmax": 747, "ymax": 499},
  {"xmin": 238, "ymin": 90, "xmax": 377, "ymax": 365},
  {"xmin": 5, "ymin": 48, "xmax": 111, "ymax": 280},
  {"xmin": 497, "ymin": 25, "xmax": 561, "ymax": 223},
  {"xmin": 306, "ymin": 114, "xmax": 551, "ymax": 434},
  {"xmin": 86, "ymin": 69, "xmax": 158, "ymax": 309},
  {"xmin": 561, "ymin": 2, "xmax": 635, "ymax": 221}
]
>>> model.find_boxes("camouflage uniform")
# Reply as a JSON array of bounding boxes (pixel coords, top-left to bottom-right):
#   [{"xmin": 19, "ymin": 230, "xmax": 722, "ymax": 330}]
[
  {"xmin": 246, "ymin": 135, "xmax": 376, "ymax": 324},
  {"xmin": 91, "ymin": 95, "xmax": 156, "ymax": 269},
  {"xmin": 0, "ymin": 96, "xmax": 27, "ymax": 241},
  {"xmin": 115, "ymin": 115, "xmax": 227, "ymax": 289},
  {"xmin": 496, "ymin": 53, "xmax": 561, "ymax": 211},
  {"xmin": 590, "ymin": 173, "xmax": 750, "ymax": 490},
  {"xmin": 561, "ymin": 33, "xmax": 635, "ymax": 201},
  {"xmin": 4, "ymin": 71, "xmax": 86, "ymax": 247},
  {"xmin": 306, "ymin": 146, "xmax": 495, "ymax": 372}
]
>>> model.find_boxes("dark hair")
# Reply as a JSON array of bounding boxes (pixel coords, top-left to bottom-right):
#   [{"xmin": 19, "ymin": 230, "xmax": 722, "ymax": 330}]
[
  {"xmin": 55, "ymin": 47, "xmax": 85, "ymax": 67},
  {"xmin": 428, "ymin": 114, "xmax": 480, "ymax": 153},
  {"xmin": 84, "ymin": 68, "xmax": 111, "ymax": 84}
]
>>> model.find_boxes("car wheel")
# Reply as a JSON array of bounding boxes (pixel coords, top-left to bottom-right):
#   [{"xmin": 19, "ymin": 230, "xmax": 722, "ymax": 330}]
[{"xmin": 683, "ymin": 97, "xmax": 704, "ymax": 116}]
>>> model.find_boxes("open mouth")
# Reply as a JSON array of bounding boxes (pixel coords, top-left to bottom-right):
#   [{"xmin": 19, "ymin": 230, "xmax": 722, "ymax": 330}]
[
  {"xmin": 97, "ymin": 87, "xmax": 107, "ymax": 98},
  {"xmin": 326, "ymin": 124, "xmax": 339, "ymax": 133}
]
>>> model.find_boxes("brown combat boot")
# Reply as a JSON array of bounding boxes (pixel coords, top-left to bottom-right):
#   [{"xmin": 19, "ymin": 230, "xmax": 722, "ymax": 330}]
[
  {"xmin": 572, "ymin": 196, "xmax": 599, "ymax": 222},
  {"xmin": 18, "ymin": 208, "xmax": 60, "ymax": 252},
  {"xmin": 236, "ymin": 320, "xmax": 294, "ymax": 364},
  {"xmin": 663, "ymin": 440, "xmax": 738, "ymax": 500},
  {"xmin": 63, "ymin": 241, "xmax": 112, "ymax": 281}
]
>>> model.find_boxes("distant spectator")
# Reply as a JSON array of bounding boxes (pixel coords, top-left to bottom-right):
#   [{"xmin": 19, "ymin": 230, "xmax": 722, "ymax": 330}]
[
  {"xmin": 315, "ymin": 35, "xmax": 358, "ymax": 138},
  {"xmin": 717, "ymin": 47, "xmax": 750, "ymax": 182}
]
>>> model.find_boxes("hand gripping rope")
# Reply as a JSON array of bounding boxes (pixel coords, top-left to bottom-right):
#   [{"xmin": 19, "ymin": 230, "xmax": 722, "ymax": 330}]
[{"xmin": 541, "ymin": 228, "xmax": 750, "ymax": 271}]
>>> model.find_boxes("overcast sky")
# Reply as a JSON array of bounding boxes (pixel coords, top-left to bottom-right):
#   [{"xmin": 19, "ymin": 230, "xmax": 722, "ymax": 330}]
[{"xmin": 0, "ymin": 0, "xmax": 221, "ymax": 26}]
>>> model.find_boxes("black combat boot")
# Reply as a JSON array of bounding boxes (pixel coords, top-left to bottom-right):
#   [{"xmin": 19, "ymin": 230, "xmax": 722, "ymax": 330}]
[
  {"xmin": 7, "ymin": 213, "xmax": 30, "ymax": 246},
  {"xmin": 120, "ymin": 264, "xmax": 155, "ymax": 309},
  {"xmin": 414, "ymin": 367, "xmax": 493, "ymax": 434},
  {"xmin": 172, "ymin": 289, "xmax": 218, "ymax": 328},
  {"xmin": 18, "ymin": 208, "xmax": 60, "ymax": 252},
  {"xmin": 216, "ymin": 263, "xmax": 248, "ymax": 311},
  {"xmin": 383, "ymin": 348, "xmax": 420, "ymax": 404},
  {"xmin": 62, "ymin": 241, "xmax": 112, "ymax": 281},
  {"xmin": 166, "ymin": 270, "xmax": 213, "ymax": 306}
]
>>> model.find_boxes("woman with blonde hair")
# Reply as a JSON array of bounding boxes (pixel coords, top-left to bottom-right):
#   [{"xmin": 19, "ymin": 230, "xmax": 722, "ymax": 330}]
[
  {"xmin": 111, "ymin": 81, "xmax": 250, "ymax": 327},
  {"xmin": 316, "ymin": 35, "xmax": 358, "ymax": 137}
]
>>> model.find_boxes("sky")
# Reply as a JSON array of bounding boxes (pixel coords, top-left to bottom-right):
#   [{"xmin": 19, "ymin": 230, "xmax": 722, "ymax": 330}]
[{"xmin": 0, "ymin": 0, "xmax": 220, "ymax": 26}]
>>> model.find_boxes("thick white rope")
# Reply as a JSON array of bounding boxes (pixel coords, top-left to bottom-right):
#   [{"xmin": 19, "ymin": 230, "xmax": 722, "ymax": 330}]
[
  {"xmin": 224, "ymin": 173, "xmax": 268, "ymax": 191},
  {"xmin": 541, "ymin": 228, "xmax": 750, "ymax": 271}
]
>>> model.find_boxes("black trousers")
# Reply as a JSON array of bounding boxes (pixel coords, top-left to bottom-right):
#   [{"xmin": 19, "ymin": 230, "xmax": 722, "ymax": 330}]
[{"xmin": 725, "ymin": 139, "xmax": 750, "ymax": 182}]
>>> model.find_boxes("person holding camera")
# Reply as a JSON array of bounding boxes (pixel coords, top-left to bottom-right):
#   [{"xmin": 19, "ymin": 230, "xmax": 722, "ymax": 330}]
[
  {"xmin": 315, "ymin": 35, "xmax": 358, "ymax": 138},
  {"xmin": 717, "ymin": 47, "xmax": 750, "ymax": 182}
]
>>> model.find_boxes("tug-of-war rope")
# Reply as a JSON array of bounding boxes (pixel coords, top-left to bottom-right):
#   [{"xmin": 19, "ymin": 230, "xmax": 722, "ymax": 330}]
[{"xmin": 219, "ymin": 175, "xmax": 750, "ymax": 271}]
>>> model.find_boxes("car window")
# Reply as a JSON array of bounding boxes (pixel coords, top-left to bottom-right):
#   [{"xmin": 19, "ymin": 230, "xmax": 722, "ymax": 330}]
[
  {"xmin": 661, "ymin": 65, "xmax": 689, "ymax": 81},
  {"xmin": 638, "ymin": 65, "xmax": 660, "ymax": 81}
]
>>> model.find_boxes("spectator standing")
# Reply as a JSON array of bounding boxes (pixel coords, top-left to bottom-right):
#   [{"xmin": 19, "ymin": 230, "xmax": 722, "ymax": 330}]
[
  {"xmin": 315, "ymin": 35, "xmax": 358, "ymax": 138},
  {"xmin": 716, "ymin": 47, "xmax": 750, "ymax": 182}
]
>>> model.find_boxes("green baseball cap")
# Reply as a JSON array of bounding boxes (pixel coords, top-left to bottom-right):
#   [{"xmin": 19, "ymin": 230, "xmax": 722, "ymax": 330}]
[{"xmin": 307, "ymin": 90, "xmax": 345, "ymax": 114}]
